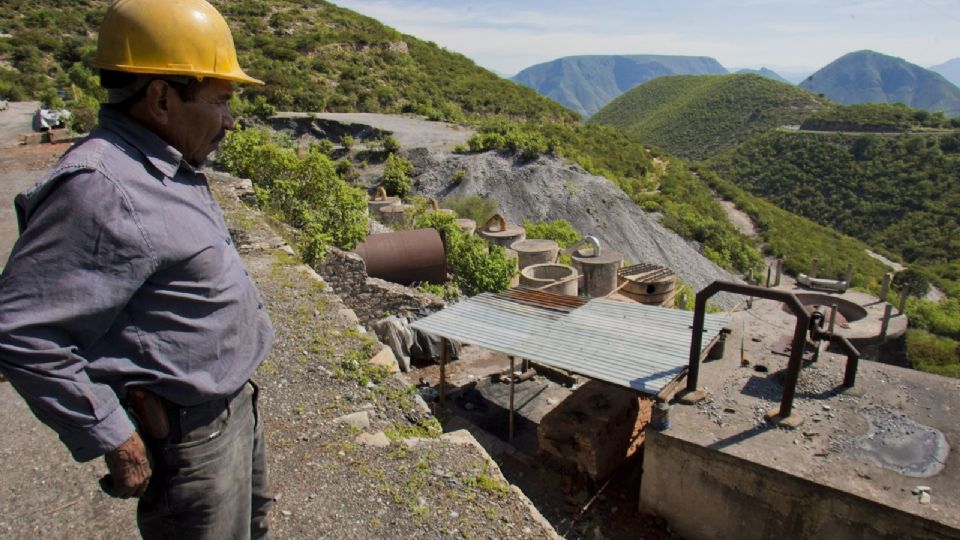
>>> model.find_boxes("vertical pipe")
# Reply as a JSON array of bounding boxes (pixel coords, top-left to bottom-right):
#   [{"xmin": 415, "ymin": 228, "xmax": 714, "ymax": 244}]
[
  {"xmin": 509, "ymin": 356, "xmax": 516, "ymax": 442},
  {"xmin": 843, "ymin": 348, "xmax": 859, "ymax": 388},
  {"xmin": 810, "ymin": 258, "xmax": 819, "ymax": 279},
  {"xmin": 829, "ymin": 304, "xmax": 838, "ymax": 334},
  {"xmin": 880, "ymin": 273, "xmax": 891, "ymax": 302},
  {"xmin": 898, "ymin": 288, "xmax": 908, "ymax": 314},
  {"xmin": 778, "ymin": 311, "xmax": 809, "ymax": 419},
  {"xmin": 766, "ymin": 265, "xmax": 773, "ymax": 288},
  {"xmin": 880, "ymin": 304, "xmax": 893, "ymax": 339},
  {"xmin": 686, "ymin": 292, "xmax": 709, "ymax": 392},
  {"xmin": 845, "ymin": 263, "xmax": 854, "ymax": 289},
  {"xmin": 776, "ymin": 259, "xmax": 784, "ymax": 286},
  {"xmin": 439, "ymin": 338, "xmax": 447, "ymax": 406}
]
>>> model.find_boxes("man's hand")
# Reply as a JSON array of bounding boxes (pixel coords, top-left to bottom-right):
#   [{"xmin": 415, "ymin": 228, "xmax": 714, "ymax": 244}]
[{"xmin": 102, "ymin": 433, "xmax": 152, "ymax": 498}]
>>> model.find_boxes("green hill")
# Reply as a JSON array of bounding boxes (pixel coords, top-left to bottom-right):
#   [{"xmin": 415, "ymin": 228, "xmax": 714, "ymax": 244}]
[
  {"xmin": 800, "ymin": 50, "xmax": 960, "ymax": 117},
  {"xmin": 512, "ymin": 55, "xmax": 727, "ymax": 118},
  {"xmin": 706, "ymin": 128, "xmax": 960, "ymax": 276},
  {"xmin": 589, "ymin": 74, "xmax": 830, "ymax": 160},
  {"xmin": 0, "ymin": 0, "xmax": 576, "ymax": 125},
  {"xmin": 735, "ymin": 68, "xmax": 790, "ymax": 84}
]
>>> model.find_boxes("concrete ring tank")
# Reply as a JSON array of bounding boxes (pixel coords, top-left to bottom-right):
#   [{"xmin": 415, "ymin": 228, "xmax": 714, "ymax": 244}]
[
  {"xmin": 511, "ymin": 239, "xmax": 560, "ymax": 270},
  {"xmin": 519, "ymin": 263, "xmax": 578, "ymax": 296},
  {"xmin": 783, "ymin": 293, "xmax": 868, "ymax": 326}
]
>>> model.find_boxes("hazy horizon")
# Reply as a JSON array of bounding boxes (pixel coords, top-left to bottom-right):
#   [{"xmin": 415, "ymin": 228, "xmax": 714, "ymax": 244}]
[{"xmin": 331, "ymin": 0, "xmax": 960, "ymax": 78}]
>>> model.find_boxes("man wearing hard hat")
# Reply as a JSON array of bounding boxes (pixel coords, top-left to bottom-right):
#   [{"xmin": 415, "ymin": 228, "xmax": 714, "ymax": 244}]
[{"xmin": 0, "ymin": 1, "xmax": 274, "ymax": 537}]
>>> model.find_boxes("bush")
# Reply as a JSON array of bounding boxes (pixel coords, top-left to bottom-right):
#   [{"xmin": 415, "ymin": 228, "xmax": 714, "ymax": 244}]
[
  {"xmin": 382, "ymin": 135, "xmax": 400, "ymax": 154},
  {"xmin": 414, "ymin": 211, "xmax": 515, "ymax": 296},
  {"xmin": 216, "ymin": 127, "xmax": 368, "ymax": 264},
  {"xmin": 907, "ymin": 329, "xmax": 960, "ymax": 378},
  {"xmin": 382, "ymin": 153, "xmax": 413, "ymax": 197},
  {"xmin": 441, "ymin": 195, "xmax": 497, "ymax": 224},
  {"xmin": 523, "ymin": 219, "xmax": 581, "ymax": 248}
]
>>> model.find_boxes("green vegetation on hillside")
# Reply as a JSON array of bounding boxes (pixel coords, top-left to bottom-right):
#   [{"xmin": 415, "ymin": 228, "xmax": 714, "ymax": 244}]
[
  {"xmin": 697, "ymin": 167, "xmax": 891, "ymax": 288},
  {"xmin": 589, "ymin": 74, "xmax": 830, "ymax": 160},
  {"xmin": 215, "ymin": 127, "xmax": 369, "ymax": 264},
  {"xmin": 706, "ymin": 130, "xmax": 960, "ymax": 273},
  {"xmin": 803, "ymin": 103, "xmax": 959, "ymax": 131},
  {"xmin": 0, "ymin": 0, "xmax": 576, "ymax": 125}
]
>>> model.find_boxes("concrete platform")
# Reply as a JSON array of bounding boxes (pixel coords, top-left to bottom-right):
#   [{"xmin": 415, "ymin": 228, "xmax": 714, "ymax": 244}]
[{"xmin": 641, "ymin": 297, "xmax": 960, "ymax": 539}]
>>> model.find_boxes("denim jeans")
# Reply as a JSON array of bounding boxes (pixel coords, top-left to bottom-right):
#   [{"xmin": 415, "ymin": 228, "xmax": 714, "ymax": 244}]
[{"xmin": 137, "ymin": 381, "xmax": 272, "ymax": 539}]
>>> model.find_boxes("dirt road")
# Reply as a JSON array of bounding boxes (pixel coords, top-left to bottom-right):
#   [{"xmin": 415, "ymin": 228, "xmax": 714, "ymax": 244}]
[{"xmin": 0, "ymin": 103, "xmax": 138, "ymax": 537}]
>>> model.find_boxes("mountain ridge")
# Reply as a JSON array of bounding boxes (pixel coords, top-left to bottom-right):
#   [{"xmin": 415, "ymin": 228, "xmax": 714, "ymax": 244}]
[
  {"xmin": 512, "ymin": 54, "xmax": 727, "ymax": 118},
  {"xmin": 800, "ymin": 50, "xmax": 960, "ymax": 116}
]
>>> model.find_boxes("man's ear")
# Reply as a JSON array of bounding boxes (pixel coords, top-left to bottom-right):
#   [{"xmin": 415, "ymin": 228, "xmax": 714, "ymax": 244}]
[{"xmin": 142, "ymin": 80, "xmax": 172, "ymax": 126}]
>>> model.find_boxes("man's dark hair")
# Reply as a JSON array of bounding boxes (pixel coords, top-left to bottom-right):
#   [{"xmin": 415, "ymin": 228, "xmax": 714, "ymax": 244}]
[{"xmin": 100, "ymin": 69, "xmax": 201, "ymax": 110}]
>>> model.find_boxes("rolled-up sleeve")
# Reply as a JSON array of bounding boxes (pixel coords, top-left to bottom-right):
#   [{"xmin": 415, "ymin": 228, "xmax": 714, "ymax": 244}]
[{"xmin": 0, "ymin": 170, "xmax": 156, "ymax": 462}]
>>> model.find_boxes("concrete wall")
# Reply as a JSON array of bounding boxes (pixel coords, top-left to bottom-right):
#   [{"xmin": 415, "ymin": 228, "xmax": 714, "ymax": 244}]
[
  {"xmin": 314, "ymin": 246, "xmax": 443, "ymax": 326},
  {"xmin": 640, "ymin": 431, "xmax": 959, "ymax": 540}
]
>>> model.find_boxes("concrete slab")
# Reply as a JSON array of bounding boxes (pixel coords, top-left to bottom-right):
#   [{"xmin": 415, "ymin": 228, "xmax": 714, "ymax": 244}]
[{"xmin": 641, "ymin": 298, "xmax": 960, "ymax": 538}]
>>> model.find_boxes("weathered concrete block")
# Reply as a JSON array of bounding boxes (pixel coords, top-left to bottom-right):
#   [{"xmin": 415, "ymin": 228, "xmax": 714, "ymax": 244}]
[{"xmin": 537, "ymin": 380, "xmax": 650, "ymax": 482}]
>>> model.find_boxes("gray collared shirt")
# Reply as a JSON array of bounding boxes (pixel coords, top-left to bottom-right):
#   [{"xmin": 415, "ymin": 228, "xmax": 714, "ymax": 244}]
[{"xmin": 0, "ymin": 106, "xmax": 273, "ymax": 462}]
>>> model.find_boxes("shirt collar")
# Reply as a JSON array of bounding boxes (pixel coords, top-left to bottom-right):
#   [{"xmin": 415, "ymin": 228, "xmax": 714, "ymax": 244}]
[{"xmin": 98, "ymin": 106, "xmax": 186, "ymax": 179}]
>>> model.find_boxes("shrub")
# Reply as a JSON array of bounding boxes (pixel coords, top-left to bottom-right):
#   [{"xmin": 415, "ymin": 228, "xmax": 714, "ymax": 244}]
[
  {"xmin": 523, "ymin": 219, "xmax": 581, "ymax": 248},
  {"xmin": 414, "ymin": 211, "xmax": 515, "ymax": 296},
  {"xmin": 382, "ymin": 153, "xmax": 413, "ymax": 197},
  {"xmin": 382, "ymin": 135, "xmax": 400, "ymax": 154},
  {"xmin": 216, "ymin": 128, "xmax": 368, "ymax": 264},
  {"xmin": 907, "ymin": 330, "xmax": 960, "ymax": 378},
  {"xmin": 441, "ymin": 195, "xmax": 496, "ymax": 224}
]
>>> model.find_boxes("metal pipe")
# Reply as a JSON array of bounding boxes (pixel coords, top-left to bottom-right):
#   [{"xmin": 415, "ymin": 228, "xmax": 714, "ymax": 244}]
[
  {"xmin": 559, "ymin": 235, "xmax": 602, "ymax": 258},
  {"xmin": 898, "ymin": 288, "xmax": 909, "ymax": 314},
  {"xmin": 509, "ymin": 356, "xmax": 516, "ymax": 442},
  {"xmin": 810, "ymin": 258, "xmax": 819, "ymax": 279},
  {"xmin": 439, "ymin": 338, "xmax": 447, "ymax": 406},
  {"xmin": 880, "ymin": 304, "xmax": 893, "ymax": 338},
  {"xmin": 844, "ymin": 263, "xmax": 854, "ymax": 291},
  {"xmin": 766, "ymin": 265, "xmax": 772, "ymax": 288},
  {"xmin": 829, "ymin": 304, "xmax": 838, "ymax": 334},
  {"xmin": 880, "ymin": 273, "xmax": 891, "ymax": 302}
]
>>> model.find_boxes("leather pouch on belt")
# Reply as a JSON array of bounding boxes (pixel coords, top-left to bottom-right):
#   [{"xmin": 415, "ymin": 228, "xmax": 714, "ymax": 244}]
[{"xmin": 126, "ymin": 387, "xmax": 170, "ymax": 440}]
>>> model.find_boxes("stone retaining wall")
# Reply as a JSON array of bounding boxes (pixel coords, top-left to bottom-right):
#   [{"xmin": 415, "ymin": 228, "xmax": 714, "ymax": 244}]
[{"xmin": 314, "ymin": 246, "xmax": 444, "ymax": 326}]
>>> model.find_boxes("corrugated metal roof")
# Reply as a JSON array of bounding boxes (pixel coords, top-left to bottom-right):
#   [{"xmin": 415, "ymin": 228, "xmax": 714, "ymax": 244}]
[{"xmin": 410, "ymin": 294, "xmax": 729, "ymax": 395}]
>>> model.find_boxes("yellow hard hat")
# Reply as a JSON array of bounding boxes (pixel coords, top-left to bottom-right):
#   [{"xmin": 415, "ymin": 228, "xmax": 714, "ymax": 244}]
[{"xmin": 92, "ymin": 0, "xmax": 263, "ymax": 85}]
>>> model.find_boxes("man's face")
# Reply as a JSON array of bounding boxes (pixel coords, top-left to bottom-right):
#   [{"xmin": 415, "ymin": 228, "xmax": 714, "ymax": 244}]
[{"xmin": 165, "ymin": 78, "xmax": 235, "ymax": 167}]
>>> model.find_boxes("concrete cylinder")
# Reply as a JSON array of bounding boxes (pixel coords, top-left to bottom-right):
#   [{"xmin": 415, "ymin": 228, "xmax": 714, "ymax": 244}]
[
  {"xmin": 455, "ymin": 218, "xmax": 476, "ymax": 235},
  {"xmin": 479, "ymin": 213, "xmax": 525, "ymax": 248},
  {"xmin": 510, "ymin": 239, "xmax": 560, "ymax": 270},
  {"xmin": 379, "ymin": 204, "xmax": 412, "ymax": 227},
  {"xmin": 367, "ymin": 187, "xmax": 400, "ymax": 215},
  {"xmin": 519, "ymin": 263, "xmax": 578, "ymax": 296},
  {"xmin": 572, "ymin": 248, "xmax": 623, "ymax": 298}
]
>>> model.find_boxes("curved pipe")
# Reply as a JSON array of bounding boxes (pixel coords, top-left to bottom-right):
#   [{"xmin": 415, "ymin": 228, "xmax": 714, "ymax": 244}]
[
  {"xmin": 481, "ymin": 213, "xmax": 508, "ymax": 232},
  {"xmin": 428, "ymin": 198, "xmax": 440, "ymax": 211},
  {"xmin": 559, "ymin": 235, "xmax": 602, "ymax": 259},
  {"xmin": 373, "ymin": 186, "xmax": 388, "ymax": 200},
  {"xmin": 686, "ymin": 281, "xmax": 811, "ymax": 419}
]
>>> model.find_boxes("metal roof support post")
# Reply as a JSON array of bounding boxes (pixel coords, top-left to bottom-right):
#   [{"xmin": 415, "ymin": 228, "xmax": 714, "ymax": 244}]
[
  {"xmin": 439, "ymin": 338, "xmax": 447, "ymax": 406},
  {"xmin": 509, "ymin": 356, "xmax": 516, "ymax": 443},
  {"xmin": 678, "ymin": 282, "xmax": 718, "ymax": 404}
]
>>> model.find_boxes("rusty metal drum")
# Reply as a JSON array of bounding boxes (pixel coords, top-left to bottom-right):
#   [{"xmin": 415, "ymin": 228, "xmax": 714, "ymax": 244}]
[{"xmin": 354, "ymin": 228, "xmax": 446, "ymax": 285}]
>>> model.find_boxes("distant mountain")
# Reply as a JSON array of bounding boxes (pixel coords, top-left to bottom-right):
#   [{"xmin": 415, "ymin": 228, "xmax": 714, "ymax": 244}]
[
  {"xmin": 735, "ymin": 68, "xmax": 790, "ymax": 84},
  {"xmin": 800, "ymin": 50, "xmax": 960, "ymax": 116},
  {"xmin": 512, "ymin": 55, "xmax": 727, "ymax": 118},
  {"xmin": 931, "ymin": 58, "xmax": 960, "ymax": 88},
  {"xmin": 589, "ymin": 74, "xmax": 830, "ymax": 160}
]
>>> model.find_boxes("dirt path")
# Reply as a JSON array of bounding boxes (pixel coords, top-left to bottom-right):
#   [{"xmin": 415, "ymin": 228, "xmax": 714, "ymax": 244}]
[{"xmin": 718, "ymin": 199, "xmax": 758, "ymax": 238}]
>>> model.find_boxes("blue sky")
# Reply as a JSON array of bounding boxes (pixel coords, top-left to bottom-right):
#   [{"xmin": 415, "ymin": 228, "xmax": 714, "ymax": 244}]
[{"xmin": 331, "ymin": 0, "xmax": 960, "ymax": 80}]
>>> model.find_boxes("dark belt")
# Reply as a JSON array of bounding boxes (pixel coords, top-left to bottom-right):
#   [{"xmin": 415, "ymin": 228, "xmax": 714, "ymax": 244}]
[{"xmin": 125, "ymin": 383, "xmax": 248, "ymax": 444}]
